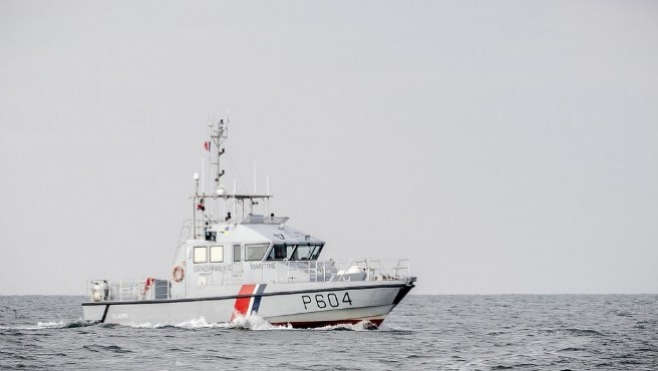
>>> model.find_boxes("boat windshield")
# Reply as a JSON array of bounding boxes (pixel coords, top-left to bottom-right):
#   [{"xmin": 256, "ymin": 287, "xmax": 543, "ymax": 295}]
[{"xmin": 266, "ymin": 244, "xmax": 323, "ymax": 261}]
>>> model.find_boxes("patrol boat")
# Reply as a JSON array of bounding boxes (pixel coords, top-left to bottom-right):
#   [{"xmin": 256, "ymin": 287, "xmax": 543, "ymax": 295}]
[{"xmin": 82, "ymin": 117, "xmax": 416, "ymax": 328}]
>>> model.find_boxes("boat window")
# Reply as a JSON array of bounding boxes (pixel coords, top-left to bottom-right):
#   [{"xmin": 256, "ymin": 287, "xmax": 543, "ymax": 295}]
[
  {"xmin": 295, "ymin": 245, "xmax": 312, "ymax": 260},
  {"xmin": 307, "ymin": 245, "xmax": 318, "ymax": 260},
  {"xmin": 233, "ymin": 245, "xmax": 241, "ymax": 262},
  {"xmin": 261, "ymin": 244, "xmax": 323, "ymax": 261},
  {"xmin": 286, "ymin": 245, "xmax": 296, "ymax": 259},
  {"xmin": 245, "ymin": 243, "xmax": 269, "ymax": 262},
  {"xmin": 193, "ymin": 246, "xmax": 208, "ymax": 263},
  {"xmin": 288, "ymin": 245, "xmax": 299, "ymax": 260},
  {"xmin": 210, "ymin": 246, "xmax": 224, "ymax": 263},
  {"xmin": 286, "ymin": 245, "xmax": 321, "ymax": 261},
  {"xmin": 266, "ymin": 244, "xmax": 288, "ymax": 261},
  {"xmin": 311, "ymin": 244, "xmax": 324, "ymax": 260}
]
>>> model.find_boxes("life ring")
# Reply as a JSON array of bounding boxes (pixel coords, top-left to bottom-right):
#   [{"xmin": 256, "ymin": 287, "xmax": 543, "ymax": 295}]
[
  {"xmin": 142, "ymin": 277, "xmax": 155, "ymax": 295},
  {"xmin": 172, "ymin": 265, "xmax": 185, "ymax": 282}
]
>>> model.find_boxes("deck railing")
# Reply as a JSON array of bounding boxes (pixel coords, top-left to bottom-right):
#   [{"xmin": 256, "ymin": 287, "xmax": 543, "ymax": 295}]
[
  {"xmin": 85, "ymin": 258, "xmax": 411, "ymax": 303},
  {"xmin": 86, "ymin": 278, "xmax": 171, "ymax": 303}
]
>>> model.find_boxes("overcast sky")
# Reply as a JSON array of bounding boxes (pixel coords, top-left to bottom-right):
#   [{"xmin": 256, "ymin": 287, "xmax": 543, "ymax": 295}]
[{"xmin": 1, "ymin": 1, "xmax": 657, "ymax": 295}]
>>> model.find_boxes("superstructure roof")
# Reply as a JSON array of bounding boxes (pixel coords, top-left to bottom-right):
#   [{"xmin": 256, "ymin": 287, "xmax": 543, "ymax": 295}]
[{"xmin": 244, "ymin": 223, "xmax": 324, "ymax": 245}]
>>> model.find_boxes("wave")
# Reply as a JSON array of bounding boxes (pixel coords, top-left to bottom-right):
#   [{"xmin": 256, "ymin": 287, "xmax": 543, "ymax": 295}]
[
  {"xmin": 0, "ymin": 320, "xmax": 96, "ymax": 330},
  {"xmin": 564, "ymin": 328, "xmax": 605, "ymax": 337},
  {"xmin": 82, "ymin": 344, "xmax": 132, "ymax": 354},
  {"xmin": 540, "ymin": 328, "xmax": 606, "ymax": 337}
]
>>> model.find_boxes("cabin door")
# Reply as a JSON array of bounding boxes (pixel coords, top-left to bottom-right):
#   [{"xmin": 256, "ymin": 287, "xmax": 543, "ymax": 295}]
[{"xmin": 232, "ymin": 244, "xmax": 243, "ymax": 277}]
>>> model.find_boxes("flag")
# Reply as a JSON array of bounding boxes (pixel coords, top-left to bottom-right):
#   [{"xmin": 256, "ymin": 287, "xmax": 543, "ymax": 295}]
[{"xmin": 204, "ymin": 141, "xmax": 211, "ymax": 152}]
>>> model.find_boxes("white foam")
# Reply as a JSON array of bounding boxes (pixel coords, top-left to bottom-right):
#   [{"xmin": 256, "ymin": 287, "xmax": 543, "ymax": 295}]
[
  {"xmin": 116, "ymin": 314, "xmax": 290, "ymax": 330},
  {"xmin": 314, "ymin": 320, "xmax": 377, "ymax": 331},
  {"xmin": 121, "ymin": 322, "xmax": 165, "ymax": 329},
  {"xmin": 37, "ymin": 321, "xmax": 66, "ymax": 328},
  {"xmin": 0, "ymin": 320, "xmax": 69, "ymax": 330},
  {"xmin": 174, "ymin": 316, "xmax": 226, "ymax": 329},
  {"xmin": 226, "ymin": 314, "xmax": 292, "ymax": 331},
  {"xmin": 14, "ymin": 315, "xmax": 377, "ymax": 331}
]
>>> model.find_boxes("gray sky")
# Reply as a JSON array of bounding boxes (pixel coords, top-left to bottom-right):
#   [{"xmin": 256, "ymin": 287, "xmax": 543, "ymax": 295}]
[{"xmin": 1, "ymin": 1, "xmax": 657, "ymax": 295}]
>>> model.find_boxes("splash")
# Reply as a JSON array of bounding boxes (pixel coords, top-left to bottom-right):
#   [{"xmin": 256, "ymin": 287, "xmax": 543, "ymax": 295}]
[
  {"xmin": 225, "ymin": 314, "xmax": 292, "ymax": 331},
  {"xmin": 312, "ymin": 320, "xmax": 379, "ymax": 331},
  {"xmin": 114, "ymin": 316, "xmax": 382, "ymax": 331},
  {"xmin": 37, "ymin": 321, "xmax": 65, "ymax": 329},
  {"xmin": 113, "ymin": 315, "xmax": 291, "ymax": 330},
  {"xmin": 223, "ymin": 316, "xmax": 379, "ymax": 331}
]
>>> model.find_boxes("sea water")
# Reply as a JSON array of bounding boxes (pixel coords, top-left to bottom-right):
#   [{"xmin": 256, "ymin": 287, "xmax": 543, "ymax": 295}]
[{"xmin": 1, "ymin": 295, "xmax": 656, "ymax": 370}]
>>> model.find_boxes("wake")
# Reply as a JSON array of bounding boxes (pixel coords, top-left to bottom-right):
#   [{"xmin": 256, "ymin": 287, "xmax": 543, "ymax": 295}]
[{"xmin": 1, "ymin": 315, "xmax": 384, "ymax": 331}]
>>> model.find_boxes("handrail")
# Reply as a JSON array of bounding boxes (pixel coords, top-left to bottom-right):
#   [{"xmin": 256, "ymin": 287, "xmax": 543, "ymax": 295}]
[
  {"xmin": 85, "ymin": 258, "xmax": 412, "ymax": 303},
  {"xmin": 337, "ymin": 258, "xmax": 354, "ymax": 282}
]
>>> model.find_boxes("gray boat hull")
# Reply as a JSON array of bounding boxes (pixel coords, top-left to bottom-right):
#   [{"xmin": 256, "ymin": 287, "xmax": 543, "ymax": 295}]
[{"xmin": 82, "ymin": 280, "xmax": 414, "ymax": 328}]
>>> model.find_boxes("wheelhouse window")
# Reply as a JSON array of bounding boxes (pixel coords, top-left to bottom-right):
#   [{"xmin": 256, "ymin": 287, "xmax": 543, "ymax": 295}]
[
  {"xmin": 266, "ymin": 244, "xmax": 288, "ymax": 261},
  {"xmin": 294, "ymin": 245, "xmax": 313, "ymax": 260},
  {"xmin": 193, "ymin": 246, "xmax": 208, "ymax": 263},
  {"xmin": 310, "ymin": 244, "xmax": 324, "ymax": 260},
  {"xmin": 245, "ymin": 243, "xmax": 269, "ymax": 262},
  {"xmin": 266, "ymin": 244, "xmax": 324, "ymax": 261},
  {"xmin": 286, "ymin": 245, "xmax": 296, "ymax": 259},
  {"xmin": 210, "ymin": 246, "xmax": 224, "ymax": 263},
  {"xmin": 233, "ymin": 245, "xmax": 241, "ymax": 262}
]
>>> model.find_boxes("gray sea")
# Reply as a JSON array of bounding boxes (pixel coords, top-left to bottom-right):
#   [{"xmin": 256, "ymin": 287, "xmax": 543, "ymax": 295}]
[{"xmin": 1, "ymin": 295, "xmax": 656, "ymax": 370}]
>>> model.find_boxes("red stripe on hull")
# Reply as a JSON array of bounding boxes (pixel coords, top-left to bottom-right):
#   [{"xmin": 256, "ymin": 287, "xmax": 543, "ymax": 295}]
[
  {"xmin": 231, "ymin": 284, "xmax": 256, "ymax": 320},
  {"xmin": 270, "ymin": 318, "xmax": 384, "ymax": 329}
]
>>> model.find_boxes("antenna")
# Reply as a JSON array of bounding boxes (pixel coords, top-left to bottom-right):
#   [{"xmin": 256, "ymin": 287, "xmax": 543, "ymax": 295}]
[
  {"xmin": 233, "ymin": 178, "xmax": 237, "ymax": 224},
  {"xmin": 210, "ymin": 117, "xmax": 228, "ymax": 194},
  {"xmin": 201, "ymin": 158, "xmax": 205, "ymax": 194},
  {"xmin": 266, "ymin": 175, "xmax": 270, "ymax": 196},
  {"xmin": 253, "ymin": 160, "xmax": 257, "ymax": 195},
  {"xmin": 189, "ymin": 113, "xmax": 274, "ymax": 227},
  {"xmin": 266, "ymin": 175, "xmax": 271, "ymax": 216},
  {"xmin": 193, "ymin": 172, "xmax": 200, "ymax": 238}
]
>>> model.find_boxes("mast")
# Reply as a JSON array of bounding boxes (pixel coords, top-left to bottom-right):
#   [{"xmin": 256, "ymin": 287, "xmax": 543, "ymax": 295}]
[
  {"xmin": 191, "ymin": 114, "xmax": 274, "ymax": 239},
  {"xmin": 210, "ymin": 117, "xmax": 228, "ymax": 196}
]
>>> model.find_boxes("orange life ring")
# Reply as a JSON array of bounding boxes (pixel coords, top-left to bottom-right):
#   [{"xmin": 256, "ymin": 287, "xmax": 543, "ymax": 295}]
[{"xmin": 172, "ymin": 265, "xmax": 185, "ymax": 282}]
